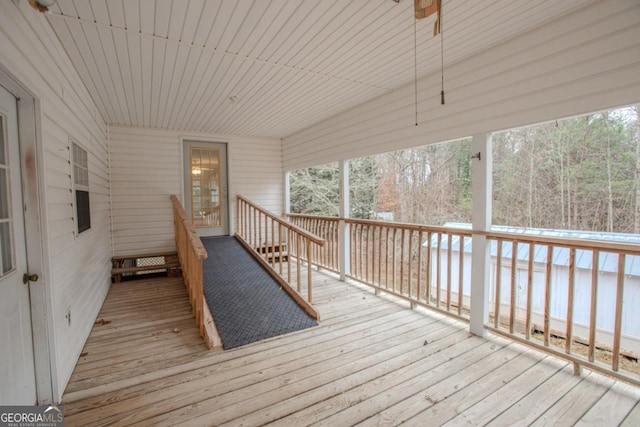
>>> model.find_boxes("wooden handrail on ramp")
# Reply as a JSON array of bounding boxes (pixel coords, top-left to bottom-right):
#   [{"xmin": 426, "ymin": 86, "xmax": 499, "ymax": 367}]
[
  {"xmin": 236, "ymin": 195, "xmax": 323, "ymax": 320},
  {"xmin": 170, "ymin": 195, "xmax": 221, "ymax": 349}
]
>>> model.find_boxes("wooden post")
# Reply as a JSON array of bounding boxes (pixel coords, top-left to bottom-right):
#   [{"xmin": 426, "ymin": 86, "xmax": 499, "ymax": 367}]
[
  {"xmin": 284, "ymin": 171, "xmax": 291, "ymax": 217},
  {"xmin": 339, "ymin": 160, "xmax": 350, "ymax": 281},
  {"xmin": 458, "ymin": 235, "xmax": 465, "ymax": 316},
  {"xmin": 612, "ymin": 254, "xmax": 626, "ymax": 371},
  {"xmin": 469, "ymin": 133, "xmax": 492, "ymax": 337},
  {"xmin": 307, "ymin": 239, "xmax": 313, "ymax": 302}
]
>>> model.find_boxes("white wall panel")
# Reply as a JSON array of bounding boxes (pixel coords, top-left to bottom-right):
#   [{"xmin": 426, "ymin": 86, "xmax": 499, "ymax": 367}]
[
  {"xmin": 0, "ymin": 1, "xmax": 110, "ymax": 402},
  {"xmin": 109, "ymin": 126, "xmax": 282, "ymax": 256},
  {"xmin": 282, "ymin": 0, "xmax": 640, "ymax": 171}
]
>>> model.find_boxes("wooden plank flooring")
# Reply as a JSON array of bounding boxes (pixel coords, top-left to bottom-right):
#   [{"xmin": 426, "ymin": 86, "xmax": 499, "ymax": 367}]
[{"xmin": 63, "ymin": 272, "xmax": 640, "ymax": 426}]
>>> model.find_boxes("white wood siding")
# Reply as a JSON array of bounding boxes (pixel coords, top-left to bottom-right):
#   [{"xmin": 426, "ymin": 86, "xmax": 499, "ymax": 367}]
[
  {"xmin": 109, "ymin": 126, "xmax": 282, "ymax": 256},
  {"xmin": 282, "ymin": 0, "xmax": 640, "ymax": 171},
  {"xmin": 0, "ymin": 1, "xmax": 110, "ymax": 402}
]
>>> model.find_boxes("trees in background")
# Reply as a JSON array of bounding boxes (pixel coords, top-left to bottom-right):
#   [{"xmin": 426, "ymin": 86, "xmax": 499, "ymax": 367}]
[
  {"xmin": 289, "ymin": 163, "xmax": 340, "ymax": 216},
  {"xmin": 290, "ymin": 107, "xmax": 640, "ymax": 234},
  {"xmin": 493, "ymin": 108, "xmax": 637, "ymax": 232},
  {"xmin": 374, "ymin": 140, "xmax": 472, "ymax": 225}
]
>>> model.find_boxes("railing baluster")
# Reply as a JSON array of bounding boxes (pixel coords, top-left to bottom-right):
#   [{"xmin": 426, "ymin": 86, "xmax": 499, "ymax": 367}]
[
  {"xmin": 253, "ymin": 208, "xmax": 257, "ymax": 248},
  {"xmin": 400, "ymin": 228, "xmax": 406, "ymax": 294},
  {"xmin": 426, "ymin": 231, "xmax": 432, "ymax": 304},
  {"xmin": 244, "ymin": 201, "xmax": 248, "ymax": 242},
  {"xmin": 436, "ymin": 232, "xmax": 442, "ymax": 307},
  {"xmin": 350, "ymin": 223, "xmax": 356, "ymax": 279},
  {"xmin": 526, "ymin": 242, "xmax": 534, "ymax": 340},
  {"xmin": 612, "ymin": 253, "xmax": 625, "ymax": 371},
  {"xmin": 306, "ymin": 238, "xmax": 313, "ymax": 302},
  {"xmin": 417, "ymin": 230, "xmax": 423, "ymax": 302},
  {"xmin": 376, "ymin": 226, "xmax": 382, "ymax": 288},
  {"xmin": 365, "ymin": 225, "xmax": 370, "ymax": 284},
  {"xmin": 354, "ymin": 223, "xmax": 359, "ymax": 279},
  {"xmin": 278, "ymin": 223, "xmax": 283, "ymax": 274},
  {"xmin": 296, "ymin": 233, "xmax": 302, "ymax": 292},
  {"xmin": 566, "ymin": 247, "xmax": 576, "ymax": 354},
  {"xmin": 588, "ymin": 250, "xmax": 599, "ymax": 362},
  {"xmin": 287, "ymin": 227, "xmax": 292, "ymax": 283},
  {"xmin": 384, "ymin": 226, "xmax": 390, "ymax": 289},
  {"xmin": 446, "ymin": 233, "xmax": 452, "ymax": 311},
  {"xmin": 271, "ymin": 219, "xmax": 276, "ymax": 268},
  {"xmin": 458, "ymin": 235, "xmax": 464, "ymax": 316},
  {"xmin": 510, "ymin": 240, "xmax": 517, "ymax": 335},
  {"xmin": 494, "ymin": 239, "xmax": 502, "ymax": 328},
  {"xmin": 544, "ymin": 244, "xmax": 552, "ymax": 347},
  {"xmin": 336, "ymin": 220, "xmax": 340, "ymax": 270},
  {"xmin": 392, "ymin": 228, "xmax": 398, "ymax": 293}
]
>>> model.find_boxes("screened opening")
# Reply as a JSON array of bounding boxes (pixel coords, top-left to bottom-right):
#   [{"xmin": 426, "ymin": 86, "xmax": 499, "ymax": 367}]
[
  {"xmin": 72, "ymin": 141, "xmax": 91, "ymax": 235},
  {"xmin": 75, "ymin": 190, "xmax": 90, "ymax": 234}
]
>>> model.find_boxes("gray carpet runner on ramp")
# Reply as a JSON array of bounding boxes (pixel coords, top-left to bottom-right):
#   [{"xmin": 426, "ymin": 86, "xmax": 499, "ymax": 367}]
[{"xmin": 201, "ymin": 236, "xmax": 318, "ymax": 350}]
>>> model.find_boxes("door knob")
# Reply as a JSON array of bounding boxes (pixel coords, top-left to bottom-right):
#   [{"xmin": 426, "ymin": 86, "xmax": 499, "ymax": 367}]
[{"xmin": 23, "ymin": 273, "xmax": 39, "ymax": 284}]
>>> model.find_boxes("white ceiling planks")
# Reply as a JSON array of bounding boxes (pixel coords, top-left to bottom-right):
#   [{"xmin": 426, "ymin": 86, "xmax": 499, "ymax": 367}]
[{"xmin": 46, "ymin": 0, "xmax": 591, "ymax": 138}]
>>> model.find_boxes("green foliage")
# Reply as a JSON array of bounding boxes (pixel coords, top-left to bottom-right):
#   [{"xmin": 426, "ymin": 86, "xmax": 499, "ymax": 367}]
[
  {"xmin": 349, "ymin": 157, "xmax": 378, "ymax": 219},
  {"xmin": 289, "ymin": 163, "xmax": 339, "ymax": 216}
]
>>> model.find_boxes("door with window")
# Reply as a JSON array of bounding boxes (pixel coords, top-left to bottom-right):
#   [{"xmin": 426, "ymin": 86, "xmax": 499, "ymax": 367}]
[
  {"xmin": 183, "ymin": 141, "xmax": 229, "ymax": 237},
  {"xmin": 0, "ymin": 84, "xmax": 37, "ymax": 404}
]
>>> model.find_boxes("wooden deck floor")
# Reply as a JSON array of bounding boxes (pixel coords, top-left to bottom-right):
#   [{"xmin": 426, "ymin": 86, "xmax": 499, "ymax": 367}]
[{"xmin": 63, "ymin": 272, "xmax": 640, "ymax": 426}]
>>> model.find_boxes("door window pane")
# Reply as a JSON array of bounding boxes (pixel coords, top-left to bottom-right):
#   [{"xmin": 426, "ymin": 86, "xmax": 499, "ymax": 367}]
[
  {"xmin": 190, "ymin": 147, "xmax": 221, "ymax": 228},
  {"xmin": 0, "ymin": 118, "xmax": 5, "ymax": 164},
  {"xmin": 0, "ymin": 117, "xmax": 12, "ymax": 275},
  {"xmin": 0, "ymin": 222, "xmax": 11, "ymax": 275},
  {"xmin": 0, "ymin": 169, "xmax": 8, "ymax": 219}
]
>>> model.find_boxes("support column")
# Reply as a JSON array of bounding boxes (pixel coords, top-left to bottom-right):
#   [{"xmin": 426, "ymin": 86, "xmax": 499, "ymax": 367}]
[
  {"xmin": 284, "ymin": 171, "xmax": 291, "ymax": 216},
  {"xmin": 339, "ymin": 160, "xmax": 350, "ymax": 281},
  {"xmin": 469, "ymin": 133, "xmax": 492, "ymax": 337}
]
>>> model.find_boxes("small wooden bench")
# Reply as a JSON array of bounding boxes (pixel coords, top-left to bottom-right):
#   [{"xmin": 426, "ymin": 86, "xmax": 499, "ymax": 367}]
[{"xmin": 111, "ymin": 252, "xmax": 181, "ymax": 283}]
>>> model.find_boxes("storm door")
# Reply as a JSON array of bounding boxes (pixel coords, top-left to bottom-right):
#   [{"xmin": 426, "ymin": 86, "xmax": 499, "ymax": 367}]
[{"xmin": 183, "ymin": 141, "xmax": 229, "ymax": 237}]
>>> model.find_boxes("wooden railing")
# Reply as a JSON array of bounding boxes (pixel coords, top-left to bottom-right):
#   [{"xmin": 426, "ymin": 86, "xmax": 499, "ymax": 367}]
[
  {"xmin": 170, "ymin": 195, "xmax": 219, "ymax": 349},
  {"xmin": 347, "ymin": 219, "xmax": 473, "ymax": 321},
  {"xmin": 288, "ymin": 214, "xmax": 472, "ymax": 322},
  {"xmin": 287, "ymin": 214, "xmax": 340, "ymax": 273},
  {"xmin": 236, "ymin": 196, "xmax": 323, "ymax": 319},
  {"xmin": 484, "ymin": 231, "xmax": 640, "ymax": 387},
  {"xmin": 288, "ymin": 213, "xmax": 640, "ymax": 386}
]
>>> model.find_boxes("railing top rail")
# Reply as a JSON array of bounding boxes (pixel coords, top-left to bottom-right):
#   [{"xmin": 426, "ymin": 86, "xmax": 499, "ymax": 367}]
[
  {"xmin": 170, "ymin": 195, "xmax": 208, "ymax": 260},
  {"xmin": 287, "ymin": 213, "xmax": 341, "ymax": 222},
  {"xmin": 483, "ymin": 230, "xmax": 640, "ymax": 255},
  {"xmin": 347, "ymin": 217, "xmax": 474, "ymax": 236},
  {"xmin": 287, "ymin": 214, "xmax": 474, "ymax": 235},
  {"xmin": 237, "ymin": 195, "xmax": 325, "ymax": 246},
  {"xmin": 285, "ymin": 213, "xmax": 640, "ymax": 255}
]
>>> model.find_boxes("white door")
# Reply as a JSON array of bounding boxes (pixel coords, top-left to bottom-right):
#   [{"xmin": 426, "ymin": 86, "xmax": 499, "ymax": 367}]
[
  {"xmin": 183, "ymin": 141, "xmax": 229, "ymax": 237},
  {"xmin": 0, "ymin": 84, "xmax": 37, "ymax": 404}
]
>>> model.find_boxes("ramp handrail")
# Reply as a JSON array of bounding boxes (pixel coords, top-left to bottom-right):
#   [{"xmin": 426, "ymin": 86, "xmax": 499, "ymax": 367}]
[
  {"xmin": 236, "ymin": 195, "xmax": 323, "ymax": 319},
  {"xmin": 170, "ymin": 195, "xmax": 218, "ymax": 348}
]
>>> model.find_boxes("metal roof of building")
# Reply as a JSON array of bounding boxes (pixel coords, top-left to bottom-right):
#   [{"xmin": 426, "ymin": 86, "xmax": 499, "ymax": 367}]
[{"xmin": 425, "ymin": 223, "xmax": 640, "ymax": 277}]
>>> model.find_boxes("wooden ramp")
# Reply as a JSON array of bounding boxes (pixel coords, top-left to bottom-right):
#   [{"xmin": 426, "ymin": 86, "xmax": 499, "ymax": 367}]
[{"xmin": 62, "ymin": 270, "xmax": 640, "ymax": 426}]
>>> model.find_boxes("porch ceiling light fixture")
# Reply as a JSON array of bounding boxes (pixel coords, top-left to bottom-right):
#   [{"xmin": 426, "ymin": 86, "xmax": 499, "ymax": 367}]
[{"xmin": 29, "ymin": 0, "xmax": 57, "ymax": 13}]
